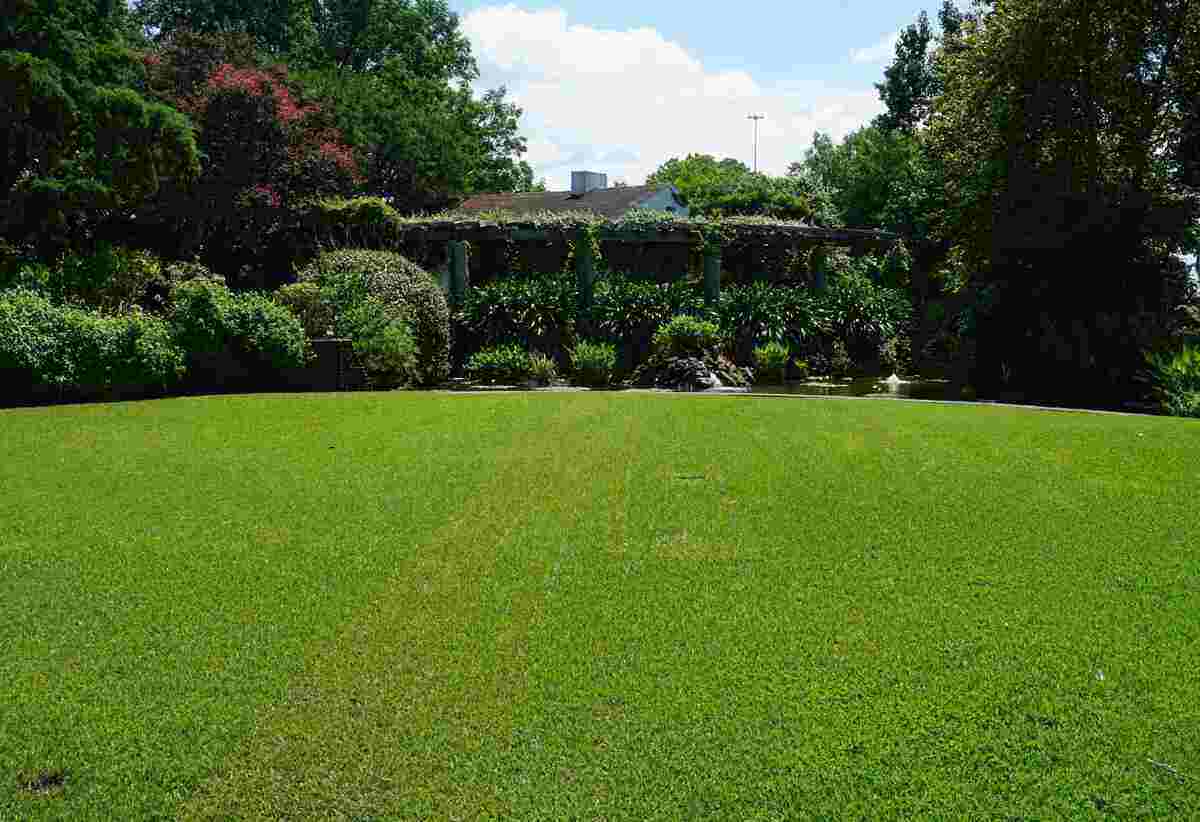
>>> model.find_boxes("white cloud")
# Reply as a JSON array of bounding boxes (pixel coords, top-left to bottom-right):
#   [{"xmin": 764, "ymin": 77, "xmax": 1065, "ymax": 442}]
[
  {"xmin": 462, "ymin": 5, "xmax": 884, "ymax": 186},
  {"xmin": 849, "ymin": 30, "xmax": 900, "ymax": 64}
]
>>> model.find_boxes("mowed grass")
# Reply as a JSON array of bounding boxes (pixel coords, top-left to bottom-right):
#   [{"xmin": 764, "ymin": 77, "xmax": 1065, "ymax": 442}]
[{"xmin": 1, "ymin": 393, "xmax": 1198, "ymax": 820}]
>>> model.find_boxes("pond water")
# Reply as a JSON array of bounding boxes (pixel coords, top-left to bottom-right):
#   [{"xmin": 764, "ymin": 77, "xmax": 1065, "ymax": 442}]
[{"xmin": 727, "ymin": 377, "xmax": 962, "ymax": 401}]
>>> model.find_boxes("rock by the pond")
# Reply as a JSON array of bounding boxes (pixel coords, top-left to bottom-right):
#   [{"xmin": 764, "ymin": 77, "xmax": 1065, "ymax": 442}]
[{"xmin": 631, "ymin": 354, "xmax": 751, "ymax": 391}]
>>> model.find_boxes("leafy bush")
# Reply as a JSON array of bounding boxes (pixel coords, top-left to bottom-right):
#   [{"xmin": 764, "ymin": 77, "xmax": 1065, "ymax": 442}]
[
  {"xmin": 652, "ymin": 314, "xmax": 725, "ymax": 358},
  {"xmin": 457, "ymin": 272, "xmax": 576, "ymax": 356},
  {"xmin": 465, "ymin": 344, "xmax": 533, "ymax": 384},
  {"xmin": 752, "ymin": 341, "xmax": 790, "ymax": 384},
  {"xmin": 819, "ymin": 270, "xmax": 912, "ymax": 368},
  {"xmin": 529, "ymin": 352, "xmax": 558, "ymax": 385},
  {"xmin": 340, "ymin": 297, "xmax": 417, "ymax": 389},
  {"xmin": 590, "ymin": 275, "xmax": 704, "ymax": 340},
  {"xmin": 717, "ymin": 282, "xmax": 828, "ymax": 363},
  {"xmin": 589, "ymin": 274, "xmax": 704, "ymax": 372},
  {"xmin": 570, "ymin": 340, "xmax": 617, "ymax": 387},
  {"xmin": 0, "ymin": 288, "xmax": 186, "ymax": 395},
  {"xmin": 275, "ymin": 281, "xmax": 337, "ymax": 337},
  {"xmin": 168, "ymin": 278, "xmax": 307, "ymax": 371},
  {"xmin": 1146, "ymin": 343, "xmax": 1200, "ymax": 417},
  {"xmin": 298, "ymin": 249, "xmax": 450, "ymax": 384}
]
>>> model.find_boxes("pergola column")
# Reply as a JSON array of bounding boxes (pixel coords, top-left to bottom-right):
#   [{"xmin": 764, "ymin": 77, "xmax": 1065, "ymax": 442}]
[
  {"xmin": 575, "ymin": 228, "xmax": 595, "ymax": 312},
  {"xmin": 703, "ymin": 245, "xmax": 721, "ymax": 304},
  {"xmin": 448, "ymin": 240, "xmax": 469, "ymax": 305}
]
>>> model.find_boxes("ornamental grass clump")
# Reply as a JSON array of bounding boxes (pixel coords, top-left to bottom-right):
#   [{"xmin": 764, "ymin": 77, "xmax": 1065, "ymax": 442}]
[
  {"xmin": 569, "ymin": 340, "xmax": 617, "ymax": 387},
  {"xmin": 529, "ymin": 352, "xmax": 558, "ymax": 385}
]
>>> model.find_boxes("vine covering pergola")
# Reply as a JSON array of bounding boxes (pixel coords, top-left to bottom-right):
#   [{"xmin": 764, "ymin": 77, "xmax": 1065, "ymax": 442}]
[{"xmin": 299, "ymin": 202, "xmax": 900, "ymax": 308}]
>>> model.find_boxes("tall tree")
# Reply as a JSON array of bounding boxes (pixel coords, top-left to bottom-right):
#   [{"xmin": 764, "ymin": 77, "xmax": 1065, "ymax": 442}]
[
  {"xmin": 925, "ymin": 0, "xmax": 1199, "ymax": 402},
  {"xmin": 872, "ymin": 11, "xmax": 933, "ymax": 133},
  {"xmin": 647, "ymin": 153, "xmax": 824, "ymax": 221},
  {"xmin": 1, "ymin": 0, "xmax": 199, "ymax": 256}
]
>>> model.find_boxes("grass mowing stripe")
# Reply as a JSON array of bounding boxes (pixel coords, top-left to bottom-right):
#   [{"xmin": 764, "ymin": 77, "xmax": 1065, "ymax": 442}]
[
  {"xmin": 3, "ymin": 393, "xmax": 1198, "ymax": 819},
  {"xmin": 1, "ymin": 393, "xmax": 568, "ymax": 819},
  {"xmin": 179, "ymin": 396, "xmax": 641, "ymax": 819}
]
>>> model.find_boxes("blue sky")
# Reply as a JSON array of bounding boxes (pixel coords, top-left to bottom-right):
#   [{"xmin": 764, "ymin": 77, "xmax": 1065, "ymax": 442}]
[{"xmin": 450, "ymin": 1, "xmax": 952, "ymax": 187}]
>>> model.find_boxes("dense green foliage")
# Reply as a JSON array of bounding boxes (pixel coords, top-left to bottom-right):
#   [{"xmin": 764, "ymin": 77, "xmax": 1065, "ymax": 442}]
[
  {"xmin": 339, "ymin": 297, "xmax": 417, "ymax": 389},
  {"xmin": 456, "ymin": 272, "xmax": 576, "ymax": 357},
  {"xmin": 1, "ymin": 1, "xmax": 200, "ymax": 254},
  {"xmin": 464, "ymin": 343, "xmax": 532, "ymax": 384},
  {"xmin": 168, "ymin": 277, "xmax": 308, "ymax": 372},
  {"xmin": 646, "ymin": 153, "xmax": 832, "ymax": 222},
  {"xmin": 651, "ymin": 314, "xmax": 725, "ymax": 358},
  {"xmin": 1146, "ymin": 343, "xmax": 1200, "ymax": 417},
  {"xmin": 568, "ymin": 339, "xmax": 616, "ymax": 387},
  {"xmin": 3, "ymin": 394, "xmax": 1199, "ymax": 818},
  {"xmin": 528, "ymin": 351, "xmax": 557, "ymax": 385},
  {"xmin": 0, "ymin": 287, "xmax": 185, "ymax": 394},
  {"xmin": 751, "ymin": 340, "xmax": 791, "ymax": 384},
  {"xmin": 298, "ymin": 249, "xmax": 450, "ymax": 384},
  {"xmin": 274, "ymin": 280, "xmax": 336, "ymax": 337}
]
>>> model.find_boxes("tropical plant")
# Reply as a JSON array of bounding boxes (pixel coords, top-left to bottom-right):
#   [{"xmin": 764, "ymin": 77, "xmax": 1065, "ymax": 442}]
[
  {"xmin": 752, "ymin": 341, "xmax": 790, "ymax": 384},
  {"xmin": 529, "ymin": 351, "xmax": 558, "ymax": 385},
  {"xmin": 569, "ymin": 340, "xmax": 617, "ymax": 387},
  {"xmin": 716, "ymin": 282, "xmax": 827, "ymax": 364},
  {"xmin": 652, "ymin": 314, "xmax": 725, "ymax": 359},
  {"xmin": 457, "ymin": 272, "xmax": 576, "ymax": 356},
  {"xmin": 1146, "ymin": 344, "xmax": 1200, "ymax": 417}
]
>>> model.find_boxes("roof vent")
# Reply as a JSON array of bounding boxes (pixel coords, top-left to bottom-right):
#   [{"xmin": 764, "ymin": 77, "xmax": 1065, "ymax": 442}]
[{"xmin": 570, "ymin": 171, "xmax": 608, "ymax": 196}]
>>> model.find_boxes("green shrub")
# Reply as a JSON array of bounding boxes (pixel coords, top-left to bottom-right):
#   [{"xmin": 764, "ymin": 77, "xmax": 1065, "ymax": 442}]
[
  {"xmin": 718, "ymin": 283, "xmax": 828, "ymax": 364},
  {"xmin": 652, "ymin": 314, "xmax": 725, "ymax": 358},
  {"xmin": 570, "ymin": 340, "xmax": 617, "ymax": 387},
  {"xmin": 0, "ymin": 288, "xmax": 185, "ymax": 394},
  {"xmin": 752, "ymin": 341, "xmax": 790, "ymax": 384},
  {"xmin": 226, "ymin": 291, "xmax": 310, "ymax": 370},
  {"xmin": 457, "ymin": 273, "xmax": 576, "ymax": 355},
  {"xmin": 529, "ymin": 352, "xmax": 558, "ymax": 385},
  {"xmin": 1146, "ymin": 343, "xmax": 1200, "ymax": 417},
  {"xmin": 819, "ymin": 271, "xmax": 912, "ymax": 368},
  {"xmin": 590, "ymin": 276, "xmax": 704, "ymax": 340},
  {"xmin": 298, "ymin": 249, "xmax": 450, "ymax": 385},
  {"xmin": 340, "ymin": 298, "xmax": 417, "ymax": 389},
  {"xmin": 168, "ymin": 278, "xmax": 307, "ymax": 371},
  {"xmin": 465, "ymin": 344, "xmax": 533, "ymax": 385},
  {"xmin": 25, "ymin": 243, "xmax": 165, "ymax": 310},
  {"xmin": 275, "ymin": 281, "xmax": 337, "ymax": 337}
]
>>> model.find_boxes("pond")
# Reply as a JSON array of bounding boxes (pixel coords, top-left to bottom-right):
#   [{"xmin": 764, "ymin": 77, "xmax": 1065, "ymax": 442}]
[{"xmin": 718, "ymin": 376, "xmax": 963, "ymax": 401}]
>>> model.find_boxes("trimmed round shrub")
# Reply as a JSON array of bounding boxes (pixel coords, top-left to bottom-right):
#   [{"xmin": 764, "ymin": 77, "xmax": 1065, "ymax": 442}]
[
  {"xmin": 298, "ymin": 249, "xmax": 450, "ymax": 385},
  {"xmin": 652, "ymin": 314, "xmax": 725, "ymax": 358},
  {"xmin": 570, "ymin": 340, "xmax": 617, "ymax": 387},
  {"xmin": 465, "ymin": 344, "xmax": 532, "ymax": 385}
]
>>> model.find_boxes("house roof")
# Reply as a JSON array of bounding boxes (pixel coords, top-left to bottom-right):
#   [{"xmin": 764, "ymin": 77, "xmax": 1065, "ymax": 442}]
[{"xmin": 458, "ymin": 185, "xmax": 678, "ymax": 218}]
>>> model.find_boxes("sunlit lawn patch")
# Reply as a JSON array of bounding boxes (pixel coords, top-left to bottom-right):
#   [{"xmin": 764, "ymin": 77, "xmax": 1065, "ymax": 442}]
[{"xmin": 2, "ymin": 393, "xmax": 1197, "ymax": 819}]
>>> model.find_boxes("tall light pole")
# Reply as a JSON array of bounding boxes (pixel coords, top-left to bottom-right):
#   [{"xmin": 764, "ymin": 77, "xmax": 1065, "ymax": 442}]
[{"xmin": 747, "ymin": 114, "xmax": 764, "ymax": 173}]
